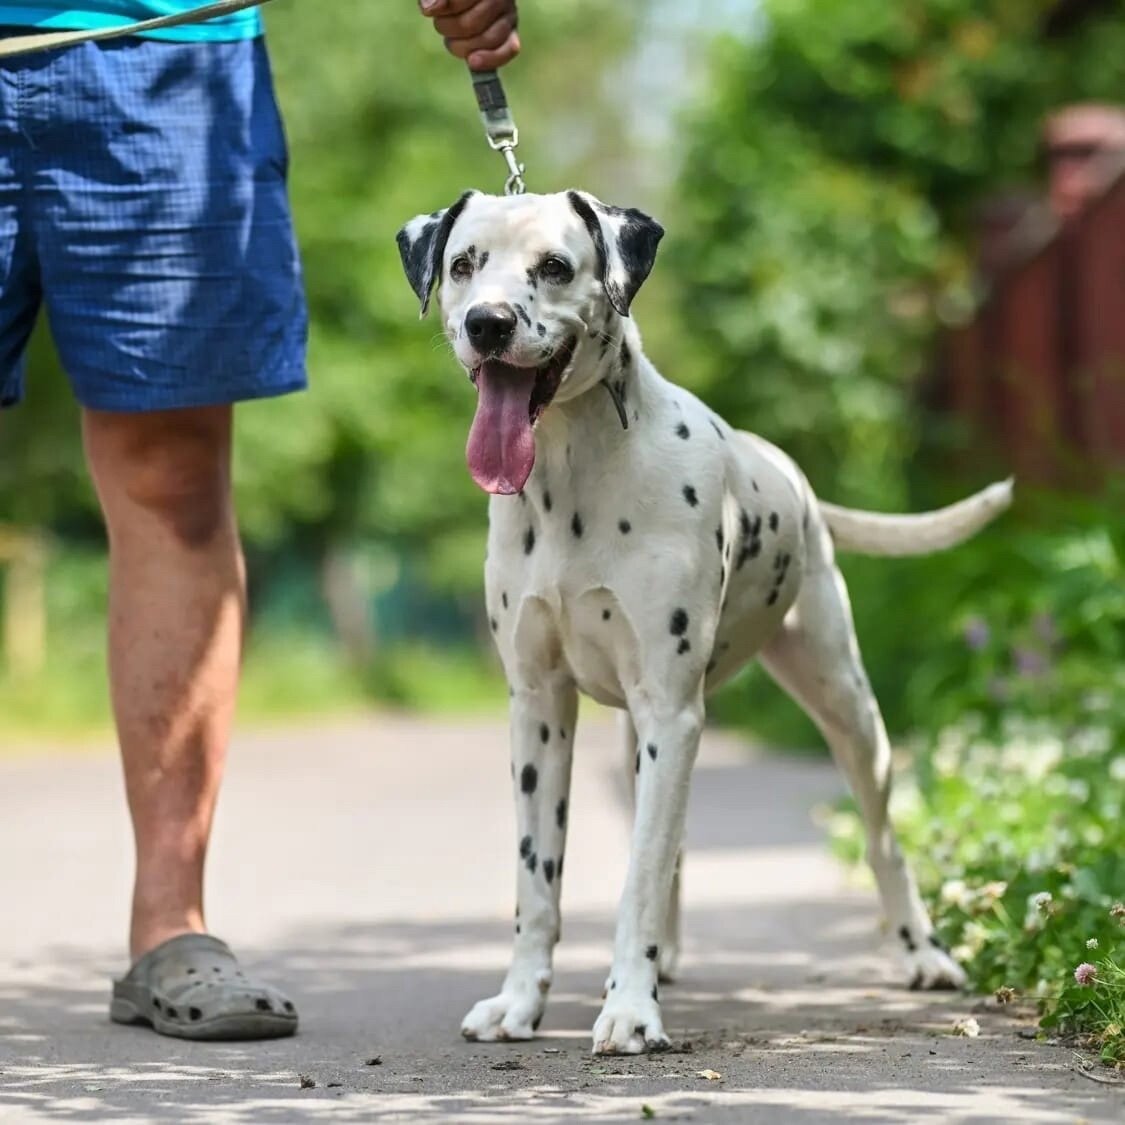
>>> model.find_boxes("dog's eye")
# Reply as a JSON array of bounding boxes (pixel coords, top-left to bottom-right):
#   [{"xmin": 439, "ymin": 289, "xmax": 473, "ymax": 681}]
[
  {"xmin": 449, "ymin": 255, "xmax": 474, "ymax": 282},
  {"xmin": 539, "ymin": 255, "xmax": 574, "ymax": 283}
]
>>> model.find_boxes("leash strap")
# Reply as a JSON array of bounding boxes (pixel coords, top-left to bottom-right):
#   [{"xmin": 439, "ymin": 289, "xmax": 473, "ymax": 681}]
[
  {"xmin": 470, "ymin": 68, "xmax": 526, "ymax": 195},
  {"xmin": 0, "ymin": 0, "xmax": 276, "ymax": 60}
]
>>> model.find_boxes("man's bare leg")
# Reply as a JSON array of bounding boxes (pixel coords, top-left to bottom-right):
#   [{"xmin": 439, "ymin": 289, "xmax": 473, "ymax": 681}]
[{"xmin": 82, "ymin": 405, "xmax": 243, "ymax": 961}]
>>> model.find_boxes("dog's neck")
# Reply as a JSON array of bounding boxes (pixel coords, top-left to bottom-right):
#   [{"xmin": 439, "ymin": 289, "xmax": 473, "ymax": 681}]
[{"xmin": 519, "ymin": 314, "xmax": 659, "ymax": 502}]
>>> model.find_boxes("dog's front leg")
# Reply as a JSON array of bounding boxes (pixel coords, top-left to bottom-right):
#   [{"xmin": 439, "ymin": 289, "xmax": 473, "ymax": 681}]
[
  {"xmin": 461, "ymin": 679, "xmax": 577, "ymax": 1042},
  {"xmin": 593, "ymin": 694, "xmax": 704, "ymax": 1054}
]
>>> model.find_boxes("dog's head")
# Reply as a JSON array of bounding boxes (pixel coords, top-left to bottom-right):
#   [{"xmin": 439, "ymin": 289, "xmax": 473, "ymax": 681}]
[{"xmin": 396, "ymin": 190, "xmax": 663, "ymax": 495}]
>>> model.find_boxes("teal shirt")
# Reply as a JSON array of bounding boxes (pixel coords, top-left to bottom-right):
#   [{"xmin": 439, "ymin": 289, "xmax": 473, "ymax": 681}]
[{"xmin": 0, "ymin": 1, "xmax": 263, "ymax": 41}]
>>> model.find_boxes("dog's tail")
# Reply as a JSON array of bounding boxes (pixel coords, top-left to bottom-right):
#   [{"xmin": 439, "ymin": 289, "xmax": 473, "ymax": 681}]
[{"xmin": 818, "ymin": 478, "xmax": 1013, "ymax": 557}]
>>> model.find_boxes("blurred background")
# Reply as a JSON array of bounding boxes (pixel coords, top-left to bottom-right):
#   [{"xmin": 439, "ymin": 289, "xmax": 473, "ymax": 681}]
[
  {"xmin": 1, "ymin": 0, "xmax": 1123, "ymax": 748},
  {"xmin": 1, "ymin": 0, "xmax": 1124, "ymax": 1053}
]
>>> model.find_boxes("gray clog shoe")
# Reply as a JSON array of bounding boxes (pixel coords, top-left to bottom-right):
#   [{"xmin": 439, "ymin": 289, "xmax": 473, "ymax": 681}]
[{"xmin": 110, "ymin": 933, "xmax": 298, "ymax": 1040}]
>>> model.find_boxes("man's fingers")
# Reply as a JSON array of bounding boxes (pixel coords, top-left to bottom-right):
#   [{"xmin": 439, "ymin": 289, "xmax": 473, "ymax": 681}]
[
  {"xmin": 433, "ymin": 0, "xmax": 510, "ymax": 39},
  {"xmin": 419, "ymin": 0, "xmax": 477, "ymax": 15},
  {"xmin": 443, "ymin": 15, "xmax": 516, "ymax": 59},
  {"xmin": 466, "ymin": 32, "xmax": 520, "ymax": 71}
]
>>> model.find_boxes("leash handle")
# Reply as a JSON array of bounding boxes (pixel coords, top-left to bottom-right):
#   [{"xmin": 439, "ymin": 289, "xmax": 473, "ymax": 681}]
[
  {"xmin": 0, "ymin": 0, "xmax": 276, "ymax": 60},
  {"xmin": 470, "ymin": 68, "xmax": 526, "ymax": 195}
]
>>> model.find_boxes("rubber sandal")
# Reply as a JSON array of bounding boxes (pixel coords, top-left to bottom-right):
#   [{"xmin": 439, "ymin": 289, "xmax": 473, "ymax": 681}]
[{"xmin": 109, "ymin": 933, "xmax": 298, "ymax": 1041}]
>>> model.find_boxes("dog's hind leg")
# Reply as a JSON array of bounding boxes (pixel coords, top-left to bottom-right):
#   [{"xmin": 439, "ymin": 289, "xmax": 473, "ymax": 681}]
[
  {"xmin": 618, "ymin": 712, "xmax": 683, "ymax": 984},
  {"xmin": 461, "ymin": 677, "xmax": 579, "ymax": 1041},
  {"xmin": 758, "ymin": 548, "xmax": 966, "ymax": 991}
]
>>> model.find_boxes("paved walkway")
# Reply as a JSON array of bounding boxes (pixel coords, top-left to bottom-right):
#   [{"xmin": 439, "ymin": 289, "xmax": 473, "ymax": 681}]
[{"xmin": 0, "ymin": 714, "xmax": 1120, "ymax": 1123}]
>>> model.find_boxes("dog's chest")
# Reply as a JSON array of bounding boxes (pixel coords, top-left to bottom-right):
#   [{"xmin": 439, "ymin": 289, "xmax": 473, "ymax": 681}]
[{"xmin": 483, "ymin": 385, "xmax": 806, "ymax": 702}]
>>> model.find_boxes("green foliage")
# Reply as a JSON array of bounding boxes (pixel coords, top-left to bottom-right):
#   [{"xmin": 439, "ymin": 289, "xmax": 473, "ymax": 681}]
[
  {"xmin": 669, "ymin": 0, "xmax": 1125, "ymax": 511},
  {"xmin": 829, "ymin": 498, "xmax": 1125, "ymax": 1063}
]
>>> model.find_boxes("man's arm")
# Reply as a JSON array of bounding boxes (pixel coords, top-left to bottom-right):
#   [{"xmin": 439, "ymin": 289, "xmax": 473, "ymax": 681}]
[{"xmin": 419, "ymin": 0, "xmax": 520, "ymax": 71}]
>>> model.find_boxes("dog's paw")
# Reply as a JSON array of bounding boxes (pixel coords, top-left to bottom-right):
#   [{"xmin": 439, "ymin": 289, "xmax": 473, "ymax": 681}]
[
  {"xmin": 904, "ymin": 942, "xmax": 967, "ymax": 991},
  {"xmin": 461, "ymin": 973, "xmax": 549, "ymax": 1042},
  {"xmin": 591, "ymin": 991, "xmax": 670, "ymax": 1055}
]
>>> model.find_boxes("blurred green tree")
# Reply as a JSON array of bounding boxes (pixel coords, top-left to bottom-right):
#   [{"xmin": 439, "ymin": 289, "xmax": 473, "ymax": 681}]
[{"xmin": 669, "ymin": 0, "xmax": 1125, "ymax": 510}]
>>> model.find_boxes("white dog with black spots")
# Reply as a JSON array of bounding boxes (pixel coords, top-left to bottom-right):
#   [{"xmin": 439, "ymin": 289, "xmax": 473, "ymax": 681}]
[{"xmin": 396, "ymin": 190, "xmax": 1012, "ymax": 1055}]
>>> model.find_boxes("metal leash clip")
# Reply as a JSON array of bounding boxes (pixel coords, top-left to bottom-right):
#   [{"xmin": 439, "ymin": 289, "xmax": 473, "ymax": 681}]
[{"xmin": 469, "ymin": 69, "xmax": 526, "ymax": 195}]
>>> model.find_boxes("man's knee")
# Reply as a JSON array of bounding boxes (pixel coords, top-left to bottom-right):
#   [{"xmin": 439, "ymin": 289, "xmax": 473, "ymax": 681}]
[{"xmin": 84, "ymin": 407, "xmax": 234, "ymax": 549}]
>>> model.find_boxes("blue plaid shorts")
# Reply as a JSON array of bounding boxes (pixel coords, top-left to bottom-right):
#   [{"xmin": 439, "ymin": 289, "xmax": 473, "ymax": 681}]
[{"xmin": 0, "ymin": 31, "xmax": 307, "ymax": 411}]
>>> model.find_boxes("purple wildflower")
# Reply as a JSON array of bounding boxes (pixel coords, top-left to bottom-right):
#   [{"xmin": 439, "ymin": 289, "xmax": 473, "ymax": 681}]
[
  {"xmin": 1013, "ymin": 646, "xmax": 1050, "ymax": 678},
  {"xmin": 963, "ymin": 617, "xmax": 990, "ymax": 651},
  {"xmin": 1074, "ymin": 962, "xmax": 1098, "ymax": 986}
]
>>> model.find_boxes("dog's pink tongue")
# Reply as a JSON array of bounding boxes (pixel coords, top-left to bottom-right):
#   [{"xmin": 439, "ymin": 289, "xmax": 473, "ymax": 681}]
[{"xmin": 466, "ymin": 362, "xmax": 537, "ymax": 495}]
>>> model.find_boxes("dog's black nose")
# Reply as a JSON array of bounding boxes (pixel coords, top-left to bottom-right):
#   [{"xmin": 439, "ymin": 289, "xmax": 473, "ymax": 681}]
[{"xmin": 465, "ymin": 303, "xmax": 518, "ymax": 354}]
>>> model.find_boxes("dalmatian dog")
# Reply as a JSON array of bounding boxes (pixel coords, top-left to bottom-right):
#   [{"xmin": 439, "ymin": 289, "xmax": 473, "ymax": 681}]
[{"xmin": 396, "ymin": 190, "xmax": 1012, "ymax": 1055}]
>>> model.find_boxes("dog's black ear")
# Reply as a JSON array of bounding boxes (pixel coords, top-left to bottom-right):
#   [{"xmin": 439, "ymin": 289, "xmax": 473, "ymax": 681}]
[
  {"xmin": 567, "ymin": 190, "xmax": 664, "ymax": 317},
  {"xmin": 395, "ymin": 191, "xmax": 476, "ymax": 317}
]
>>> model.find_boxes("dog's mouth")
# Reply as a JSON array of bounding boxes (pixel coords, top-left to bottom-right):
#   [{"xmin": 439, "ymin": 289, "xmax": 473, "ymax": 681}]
[{"xmin": 465, "ymin": 336, "xmax": 576, "ymax": 495}]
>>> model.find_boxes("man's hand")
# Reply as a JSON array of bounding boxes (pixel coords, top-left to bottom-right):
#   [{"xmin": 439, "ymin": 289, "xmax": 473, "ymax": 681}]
[{"xmin": 419, "ymin": 0, "xmax": 520, "ymax": 71}]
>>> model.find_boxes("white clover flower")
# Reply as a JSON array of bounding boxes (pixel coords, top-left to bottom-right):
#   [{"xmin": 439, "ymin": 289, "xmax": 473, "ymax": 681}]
[
  {"xmin": 1086, "ymin": 938, "xmax": 1099, "ymax": 950},
  {"xmin": 941, "ymin": 879, "xmax": 972, "ymax": 909},
  {"xmin": 1033, "ymin": 892, "xmax": 1053, "ymax": 911}
]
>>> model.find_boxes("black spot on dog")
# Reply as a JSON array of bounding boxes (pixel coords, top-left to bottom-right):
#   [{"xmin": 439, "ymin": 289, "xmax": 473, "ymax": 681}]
[
  {"xmin": 676, "ymin": 422, "xmax": 690, "ymax": 440},
  {"xmin": 767, "ymin": 590, "xmax": 779, "ymax": 606},
  {"xmin": 769, "ymin": 512, "xmax": 779, "ymax": 532},
  {"xmin": 740, "ymin": 509, "xmax": 751, "ymax": 537},
  {"xmin": 647, "ymin": 743, "xmax": 658, "ymax": 761},
  {"xmin": 559, "ymin": 727, "xmax": 567, "ymax": 740},
  {"xmin": 635, "ymin": 749, "xmax": 640, "ymax": 774},
  {"xmin": 619, "ymin": 519, "xmax": 632, "ymax": 534},
  {"xmin": 539, "ymin": 723, "xmax": 550, "ymax": 744},
  {"xmin": 646, "ymin": 945, "xmax": 658, "ymax": 961},
  {"xmin": 514, "ymin": 303, "xmax": 532, "ymax": 328},
  {"xmin": 543, "ymin": 490, "xmax": 552, "ymax": 512},
  {"xmin": 556, "ymin": 799, "xmax": 567, "ymax": 830},
  {"xmin": 677, "ymin": 638, "xmax": 691, "ymax": 655},
  {"xmin": 489, "ymin": 617, "xmax": 498, "ymax": 632},
  {"xmin": 536, "ymin": 322, "xmax": 546, "ymax": 337},
  {"xmin": 556, "ymin": 855, "xmax": 564, "ymax": 879},
  {"xmin": 526, "ymin": 852, "xmax": 537, "ymax": 874},
  {"xmin": 543, "ymin": 858, "xmax": 555, "ymax": 884},
  {"xmin": 465, "ymin": 244, "xmax": 477, "ymax": 264},
  {"xmin": 515, "ymin": 923, "xmax": 521, "ymax": 934},
  {"xmin": 521, "ymin": 764, "xmax": 538, "ymax": 794},
  {"xmin": 652, "ymin": 985, "xmax": 659, "ymax": 1001},
  {"xmin": 501, "ymin": 592, "xmax": 508, "ymax": 609},
  {"xmin": 899, "ymin": 925, "xmax": 917, "ymax": 953},
  {"xmin": 752, "ymin": 480, "xmax": 760, "ymax": 492},
  {"xmin": 610, "ymin": 979, "xmax": 617, "ymax": 991},
  {"xmin": 620, "ymin": 340, "xmax": 632, "ymax": 369},
  {"xmin": 602, "ymin": 609, "xmax": 611, "ymax": 621},
  {"xmin": 928, "ymin": 933, "xmax": 948, "ymax": 953},
  {"xmin": 526, "ymin": 267, "xmax": 539, "ymax": 289},
  {"xmin": 715, "ymin": 528, "xmax": 724, "ymax": 552},
  {"xmin": 479, "ymin": 250, "xmax": 489, "ymax": 268},
  {"xmin": 571, "ymin": 512, "xmax": 584, "ymax": 538},
  {"xmin": 683, "ymin": 485, "xmax": 698, "ymax": 507},
  {"xmin": 669, "ymin": 609, "xmax": 689, "ymax": 635},
  {"xmin": 710, "ymin": 418, "xmax": 725, "ymax": 440},
  {"xmin": 519, "ymin": 835, "xmax": 533, "ymax": 859},
  {"xmin": 524, "ymin": 527, "xmax": 535, "ymax": 555}
]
